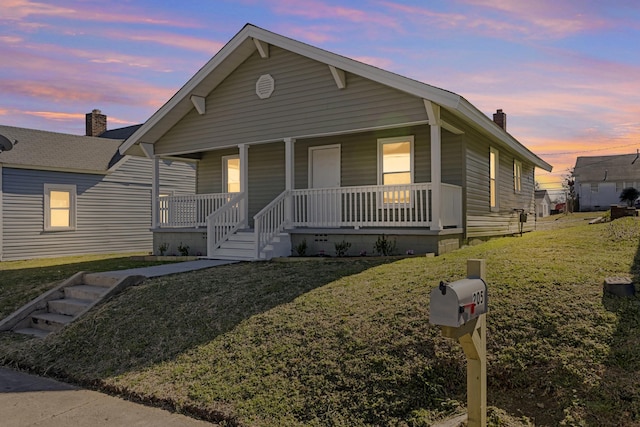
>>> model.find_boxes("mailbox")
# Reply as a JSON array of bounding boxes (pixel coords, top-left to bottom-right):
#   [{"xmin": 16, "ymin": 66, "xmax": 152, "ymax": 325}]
[{"xmin": 430, "ymin": 278, "xmax": 488, "ymax": 327}]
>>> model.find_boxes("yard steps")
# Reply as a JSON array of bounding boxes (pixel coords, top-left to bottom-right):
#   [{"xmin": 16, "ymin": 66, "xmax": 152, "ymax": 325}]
[{"xmin": 1, "ymin": 272, "xmax": 145, "ymax": 339}]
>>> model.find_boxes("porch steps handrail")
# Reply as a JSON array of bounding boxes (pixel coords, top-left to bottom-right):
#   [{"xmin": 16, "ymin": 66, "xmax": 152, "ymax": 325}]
[
  {"xmin": 206, "ymin": 192, "xmax": 245, "ymax": 256},
  {"xmin": 159, "ymin": 193, "xmax": 235, "ymax": 228},
  {"xmin": 254, "ymin": 190, "xmax": 289, "ymax": 259}
]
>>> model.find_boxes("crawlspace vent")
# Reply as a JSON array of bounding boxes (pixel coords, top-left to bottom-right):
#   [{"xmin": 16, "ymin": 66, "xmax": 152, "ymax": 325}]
[{"xmin": 256, "ymin": 74, "xmax": 275, "ymax": 99}]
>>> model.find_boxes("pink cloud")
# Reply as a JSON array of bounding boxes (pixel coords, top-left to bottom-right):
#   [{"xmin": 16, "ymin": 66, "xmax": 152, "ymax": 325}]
[
  {"xmin": 270, "ymin": 0, "xmax": 401, "ymax": 30},
  {"xmin": 1, "ymin": 0, "xmax": 199, "ymax": 28},
  {"xmin": 103, "ymin": 30, "xmax": 225, "ymax": 55},
  {"xmin": 351, "ymin": 55, "xmax": 395, "ymax": 70}
]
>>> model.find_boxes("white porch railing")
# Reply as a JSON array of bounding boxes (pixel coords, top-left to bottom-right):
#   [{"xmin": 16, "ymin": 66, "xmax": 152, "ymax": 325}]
[
  {"xmin": 253, "ymin": 191, "xmax": 289, "ymax": 259},
  {"xmin": 290, "ymin": 183, "xmax": 462, "ymax": 229},
  {"xmin": 206, "ymin": 192, "xmax": 245, "ymax": 256},
  {"xmin": 158, "ymin": 193, "xmax": 235, "ymax": 228}
]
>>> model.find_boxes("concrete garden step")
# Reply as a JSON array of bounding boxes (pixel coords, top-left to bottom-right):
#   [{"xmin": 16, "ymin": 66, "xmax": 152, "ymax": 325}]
[
  {"xmin": 64, "ymin": 284, "xmax": 108, "ymax": 301},
  {"xmin": 48, "ymin": 298, "xmax": 92, "ymax": 316},
  {"xmin": 30, "ymin": 312, "xmax": 73, "ymax": 332},
  {"xmin": 12, "ymin": 327, "xmax": 50, "ymax": 339}
]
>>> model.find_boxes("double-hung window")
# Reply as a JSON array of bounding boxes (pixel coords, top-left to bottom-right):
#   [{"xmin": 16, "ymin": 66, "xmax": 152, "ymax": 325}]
[
  {"xmin": 44, "ymin": 184, "xmax": 76, "ymax": 231},
  {"xmin": 490, "ymin": 147, "xmax": 499, "ymax": 211},
  {"xmin": 378, "ymin": 136, "xmax": 414, "ymax": 204},
  {"xmin": 513, "ymin": 160, "xmax": 522, "ymax": 193}
]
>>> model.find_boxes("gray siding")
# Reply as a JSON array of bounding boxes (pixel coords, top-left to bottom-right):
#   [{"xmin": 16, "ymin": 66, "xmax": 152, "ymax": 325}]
[
  {"xmin": 461, "ymin": 120, "xmax": 536, "ymax": 238},
  {"xmin": 1, "ymin": 157, "xmax": 195, "ymax": 261},
  {"xmin": 197, "ymin": 148, "xmax": 238, "ymax": 194},
  {"xmin": 248, "ymin": 142, "xmax": 285, "ymax": 221},
  {"xmin": 155, "ymin": 46, "xmax": 427, "ymax": 155}
]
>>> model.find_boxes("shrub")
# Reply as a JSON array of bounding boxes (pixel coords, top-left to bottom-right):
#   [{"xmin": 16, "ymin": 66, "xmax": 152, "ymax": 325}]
[
  {"xmin": 294, "ymin": 239, "xmax": 307, "ymax": 256},
  {"xmin": 177, "ymin": 242, "xmax": 190, "ymax": 256},
  {"xmin": 158, "ymin": 242, "xmax": 169, "ymax": 256},
  {"xmin": 334, "ymin": 240, "xmax": 351, "ymax": 257},
  {"xmin": 373, "ymin": 234, "xmax": 396, "ymax": 256}
]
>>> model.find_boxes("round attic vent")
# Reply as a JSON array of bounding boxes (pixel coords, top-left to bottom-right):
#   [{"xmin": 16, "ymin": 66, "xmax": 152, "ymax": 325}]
[{"xmin": 256, "ymin": 74, "xmax": 275, "ymax": 99}]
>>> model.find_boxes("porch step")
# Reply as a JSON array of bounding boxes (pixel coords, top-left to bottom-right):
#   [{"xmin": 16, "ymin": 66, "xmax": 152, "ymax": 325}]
[{"xmin": 212, "ymin": 247, "xmax": 256, "ymax": 261}]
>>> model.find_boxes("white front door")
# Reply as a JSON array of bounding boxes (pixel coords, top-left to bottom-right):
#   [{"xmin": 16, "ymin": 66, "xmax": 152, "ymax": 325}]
[{"xmin": 309, "ymin": 145, "xmax": 341, "ymax": 225}]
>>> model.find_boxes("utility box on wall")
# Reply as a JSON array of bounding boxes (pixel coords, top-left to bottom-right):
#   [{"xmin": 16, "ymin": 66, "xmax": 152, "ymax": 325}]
[{"xmin": 429, "ymin": 278, "xmax": 488, "ymax": 327}]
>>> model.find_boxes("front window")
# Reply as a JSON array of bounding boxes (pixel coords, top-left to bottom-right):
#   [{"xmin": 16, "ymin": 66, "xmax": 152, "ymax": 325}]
[
  {"xmin": 490, "ymin": 147, "xmax": 499, "ymax": 211},
  {"xmin": 223, "ymin": 155, "xmax": 240, "ymax": 193},
  {"xmin": 378, "ymin": 136, "xmax": 414, "ymax": 204},
  {"xmin": 44, "ymin": 184, "xmax": 76, "ymax": 231}
]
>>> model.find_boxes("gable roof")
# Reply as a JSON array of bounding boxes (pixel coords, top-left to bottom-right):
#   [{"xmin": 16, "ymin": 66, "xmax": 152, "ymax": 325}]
[
  {"xmin": 0, "ymin": 125, "xmax": 122, "ymax": 173},
  {"xmin": 574, "ymin": 154, "xmax": 640, "ymax": 183},
  {"xmin": 119, "ymin": 24, "xmax": 552, "ymax": 172}
]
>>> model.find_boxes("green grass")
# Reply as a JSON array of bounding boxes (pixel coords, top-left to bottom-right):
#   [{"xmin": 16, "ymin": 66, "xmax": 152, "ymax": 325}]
[
  {"xmin": 1, "ymin": 216, "xmax": 640, "ymax": 426},
  {"xmin": 0, "ymin": 253, "xmax": 179, "ymax": 319}
]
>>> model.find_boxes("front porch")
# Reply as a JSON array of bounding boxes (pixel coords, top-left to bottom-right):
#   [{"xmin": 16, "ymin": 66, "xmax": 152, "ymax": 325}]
[{"xmin": 152, "ymin": 182, "xmax": 463, "ymax": 260}]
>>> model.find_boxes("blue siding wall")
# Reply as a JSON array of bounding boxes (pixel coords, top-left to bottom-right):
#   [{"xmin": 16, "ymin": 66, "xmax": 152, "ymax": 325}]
[{"xmin": 1, "ymin": 156, "xmax": 195, "ymax": 261}]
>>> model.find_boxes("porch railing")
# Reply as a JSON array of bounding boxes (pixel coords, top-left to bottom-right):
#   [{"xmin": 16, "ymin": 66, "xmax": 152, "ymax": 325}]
[
  {"xmin": 290, "ymin": 183, "xmax": 462, "ymax": 229},
  {"xmin": 206, "ymin": 192, "xmax": 245, "ymax": 256},
  {"xmin": 253, "ymin": 190, "xmax": 289, "ymax": 259},
  {"xmin": 158, "ymin": 193, "xmax": 235, "ymax": 228}
]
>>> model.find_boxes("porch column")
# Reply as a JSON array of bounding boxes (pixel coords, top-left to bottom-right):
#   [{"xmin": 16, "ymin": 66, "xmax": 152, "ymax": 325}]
[
  {"xmin": 151, "ymin": 157, "xmax": 160, "ymax": 228},
  {"xmin": 284, "ymin": 137, "xmax": 295, "ymax": 228},
  {"xmin": 425, "ymin": 100, "xmax": 442, "ymax": 230},
  {"xmin": 239, "ymin": 143, "xmax": 249, "ymax": 228},
  {"xmin": 140, "ymin": 143, "xmax": 160, "ymax": 229}
]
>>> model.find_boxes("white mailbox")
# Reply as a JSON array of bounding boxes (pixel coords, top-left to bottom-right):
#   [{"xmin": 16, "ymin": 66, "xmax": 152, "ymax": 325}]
[{"xmin": 430, "ymin": 278, "xmax": 488, "ymax": 327}]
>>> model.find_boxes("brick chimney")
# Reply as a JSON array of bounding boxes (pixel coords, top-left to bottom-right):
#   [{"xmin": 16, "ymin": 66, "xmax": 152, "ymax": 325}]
[
  {"xmin": 493, "ymin": 109, "xmax": 506, "ymax": 131},
  {"xmin": 86, "ymin": 109, "xmax": 107, "ymax": 136}
]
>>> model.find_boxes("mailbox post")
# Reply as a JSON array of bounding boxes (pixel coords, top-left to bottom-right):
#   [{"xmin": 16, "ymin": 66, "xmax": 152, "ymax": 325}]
[{"xmin": 430, "ymin": 259, "xmax": 487, "ymax": 427}]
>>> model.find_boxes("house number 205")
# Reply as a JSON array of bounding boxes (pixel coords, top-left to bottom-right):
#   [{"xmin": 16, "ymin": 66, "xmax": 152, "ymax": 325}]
[{"xmin": 472, "ymin": 290, "xmax": 484, "ymax": 306}]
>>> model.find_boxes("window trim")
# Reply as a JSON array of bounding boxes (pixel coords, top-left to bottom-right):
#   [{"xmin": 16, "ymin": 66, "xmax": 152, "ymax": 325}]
[
  {"xmin": 377, "ymin": 136, "xmax": 415, "ymax": 186},
  {"xmin": 44, "ymin": 183, "xmax": 76, "ymax": 231},
  {"xmin": 222, "ymin": 154, "xmax": 241, "ymax": 193},
  {"xmin": 513, "ymin": 159, "xmax": 522, "ymax": 193},
  {"xmin": 490, "ymin": 147, "xmax": 499, "ymax": 212}
]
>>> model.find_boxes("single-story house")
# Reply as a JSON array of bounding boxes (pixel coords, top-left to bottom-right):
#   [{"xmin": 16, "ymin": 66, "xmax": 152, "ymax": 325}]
[
  {"xmin": 573, "ymin": 154, "xmax": 640, "ymax": 211},
  {"xmin": 535, "ymin": 190, "xmax": 551, "ymax": 217},
  {"xmin": 119, "ymin": 24, "xmax": 552, "ymax": 260},
  {"xmin": 0, "ymin": 110, "xmax": 196, "ymax": 261}
]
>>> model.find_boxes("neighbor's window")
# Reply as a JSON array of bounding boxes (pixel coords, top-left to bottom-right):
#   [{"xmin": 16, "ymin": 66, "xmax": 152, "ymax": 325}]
[
  {"xmin": 44, "ymin": 184, "xmax": 76, "ymax": 231},
  {"xmin": 378, "ymin": 136, "xmax": 414, "ymax": 203},
  {"xmin": 591, "ymin": 183, "xmax": 599, "ymax": 193},
  {"xmin": 490, "ymin": 147, "xmax": 499, "ymax": 211},
  {"xmin": 223, "ymin": 155, "xmax": 240, "ymax": 193},
  {"xmin": 513, "ymin": 160, "xmax": 522, "ymax": 193}
]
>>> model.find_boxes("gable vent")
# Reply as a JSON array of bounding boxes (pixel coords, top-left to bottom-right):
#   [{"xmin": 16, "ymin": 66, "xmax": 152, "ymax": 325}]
[{"xmin": 256, "ymin": 74, "xmax": 275, "ymax": 99}]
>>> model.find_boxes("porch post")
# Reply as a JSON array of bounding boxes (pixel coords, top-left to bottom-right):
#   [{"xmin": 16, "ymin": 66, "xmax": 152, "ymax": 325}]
[
  {"xmin": 284, "ymin": 137, "xmax": 295, "ymax": 228},
  {"xmin": 151, "ymin": 157, "xmax": 160, "ymax": 228},
  {"xmin": 239, "ymin": 143, "xmax": 249, "ymax": 228},
  {"xmin": 425, "ymin": 100, "xmax": 442, "ymax": 230}
]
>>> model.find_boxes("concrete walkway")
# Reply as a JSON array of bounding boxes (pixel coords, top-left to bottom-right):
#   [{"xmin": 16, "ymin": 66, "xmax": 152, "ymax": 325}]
[
  {"xmin": 1, "ymin": 259, "xmax": 237, "ymax": 426},
  {"xmin": 95, "ymin": 259, "xmax": 238, "ymax": 279}
]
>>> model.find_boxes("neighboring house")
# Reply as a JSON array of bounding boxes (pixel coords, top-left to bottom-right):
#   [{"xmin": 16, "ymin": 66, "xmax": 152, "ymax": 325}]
[
  {"xmin": 535, "ymin": 190, "xmax": 551, "ymax": 218},
  {"xmin": 0, "ymin": 110, "xmax": 196, "ymax": 261},
  {"xmin": 573, "ymin": 154, "xmax": 640, "ymax": 211},
  {"xmin": 119, "ymin": 24, "xmax": 552, "ymax": 260}
]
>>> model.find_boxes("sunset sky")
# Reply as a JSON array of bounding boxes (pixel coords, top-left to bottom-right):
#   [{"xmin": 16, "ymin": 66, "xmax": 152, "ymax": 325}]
[{"xmin": 2, "ymin": 0, "xmax": 639, "ymax": 196}]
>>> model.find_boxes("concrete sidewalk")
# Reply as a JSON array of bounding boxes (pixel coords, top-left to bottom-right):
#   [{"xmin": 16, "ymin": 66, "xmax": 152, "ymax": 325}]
[{"xmin": 0, "ymin": 367, "xmax": 215, "ymax": 426}]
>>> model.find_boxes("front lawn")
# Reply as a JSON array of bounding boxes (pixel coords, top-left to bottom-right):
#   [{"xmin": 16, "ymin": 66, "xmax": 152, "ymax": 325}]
[{"xmin": 2, "ymin": 217, "xmax": 639, "ymax": 426}]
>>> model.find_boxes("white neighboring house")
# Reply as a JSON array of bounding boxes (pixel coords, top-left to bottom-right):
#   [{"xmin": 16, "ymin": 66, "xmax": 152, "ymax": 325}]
[
  {"xmin": 535, "ymin": 190, "xmax": 551, "ymax": 217},
  {"xmin": 573, "ymin": 154, "xmax": 640, "ymax": 211}
]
